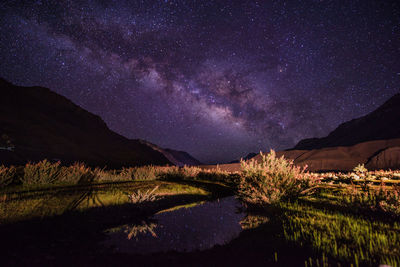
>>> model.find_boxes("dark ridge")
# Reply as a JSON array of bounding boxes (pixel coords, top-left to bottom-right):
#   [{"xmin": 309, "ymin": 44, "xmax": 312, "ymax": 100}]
[
  {"xmin": 0, "ymin": 78, "xmax": 172, "ymax": 168},
  {"xmin": 292, "ymin": 93, "xmax": 400, "ymax": 150},
  {"xmin": 164, "ymin": 149, "xmax": 203, "ymax": 166}
]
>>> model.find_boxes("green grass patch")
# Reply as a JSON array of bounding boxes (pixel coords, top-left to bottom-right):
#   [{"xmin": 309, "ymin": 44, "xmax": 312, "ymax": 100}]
[
  {"xmin": 0, "ymin": 180, "xmax": 221, "ymax": 224},
  {"xmin": 280, "ymin": 201, "xmax": 400, "ymax": 266}
]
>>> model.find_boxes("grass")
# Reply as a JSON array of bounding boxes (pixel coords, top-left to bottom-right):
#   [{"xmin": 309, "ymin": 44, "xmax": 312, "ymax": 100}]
[
  {"xmin": 1, "ymin": 154, "xmax": 400, "ymax": 266},
  {"xmin": 280, "ymin": 200, "xmax": 400, "ymax": 266},
  {"xmin": 0, "ymin": 180, "xmax": 214, "ymax": 224},
  {"xmin": 310, "ymin": 169, "xmax": 400, "ymax": 186},
  {"xmin": 127, "ymin": 185, "xmax": 160, "ymax": 203},
  {"xmin": 234, "ymin": 151, "xmax": 400, "ymax": 266},
  {"xmin": 339, "ymin": 183, "xmax": 400, "ymax": 216},
  {"xmin": 0, "ymin": 161, "xmax": 234, "ymax": 187},
  {"xmin": 0, "ymin": 165, "xmax": 17, "ymax": 187}
]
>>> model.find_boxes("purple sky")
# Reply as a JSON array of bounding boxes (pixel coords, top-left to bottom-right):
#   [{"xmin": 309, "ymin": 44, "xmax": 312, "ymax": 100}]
[{"xmin": 1, "ymin": 0, "xmax": 399, "ymax": 163}]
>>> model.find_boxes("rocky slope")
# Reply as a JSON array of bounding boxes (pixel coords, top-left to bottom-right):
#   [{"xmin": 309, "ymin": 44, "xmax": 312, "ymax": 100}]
[
  {"xmin": 281, "ymin": 92, "xmax": 400, "ymax": 171},
  {"xmin": 293, "ymin": 93, "xmax": 400, "ymax": 150},
  {"xmin": 275, "ymin": 138, "xmax": 400, "ymax": 171},
  {"xmin": 138, "ymin": 140, "xmax": 202, "ymax": 166},
  {"xmin": 201, "ymin": 138, "xmax": 400, "ymax": 172},
  {"xmin": 201, "ymin": 93, "xmax": 400, "ymax": 172},
  {"xmin": 0, "ymin": 78, "xmax": 172, "ymax": 168}
]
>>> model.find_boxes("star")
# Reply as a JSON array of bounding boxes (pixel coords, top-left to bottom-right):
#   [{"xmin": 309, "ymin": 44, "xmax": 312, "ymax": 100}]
[{"xmin": 0, "ymin": 0, "xmax": 399, "ymax": 163}]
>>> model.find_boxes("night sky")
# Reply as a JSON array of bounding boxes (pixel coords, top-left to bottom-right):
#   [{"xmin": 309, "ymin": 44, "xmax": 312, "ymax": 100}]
[{"xmin": 1, "ymin": 1, "xmax": 399, "ymax": 163}]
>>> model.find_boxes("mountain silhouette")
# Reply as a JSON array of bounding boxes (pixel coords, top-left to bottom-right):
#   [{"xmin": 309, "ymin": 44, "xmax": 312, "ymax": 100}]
[
  {"xmin": 0, "ymin": 78, "xmax": 174, "ymax": 168},
  {"xmin": 201, "ymin": 92, "xmax": 400, "ymax": 172},
  {"xmin": 138, "ymin": 140, "xmax": 202, "ymax": 166},
  {"xmin": 293, "ymin": 93, "xmax": 400, "ymax": 150}
]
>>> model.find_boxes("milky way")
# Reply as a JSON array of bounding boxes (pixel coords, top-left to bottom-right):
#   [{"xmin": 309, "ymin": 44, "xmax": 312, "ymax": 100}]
[{"xmin": 1, "ymin": 0, "xmax": 399, "ymax": 163}]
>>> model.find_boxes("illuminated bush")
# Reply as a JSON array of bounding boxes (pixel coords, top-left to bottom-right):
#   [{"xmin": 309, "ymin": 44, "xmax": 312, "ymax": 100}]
[
  {"xmin": 120, "ymin": 166, "xmax": 159, "ymax": 180},
  {"xmin": 21, "ymin": 160, "xmax": 63, "ymax": 185},
  {"xmin": 61, "ymin": 163, "xmax": 97, "ymax": 184},
  {"xmin": 238, "ymin": 150, "xmax": 320, "ymax": 206},
  {"xmin": 353, "ymin": 163, "xmax": 368, "ymax": 174}
]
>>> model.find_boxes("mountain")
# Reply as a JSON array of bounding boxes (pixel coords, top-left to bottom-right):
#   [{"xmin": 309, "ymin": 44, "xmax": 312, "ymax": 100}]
[
  {"xmin": 164, "ymin": 149, "xmax": 202, "ymax": 166},
  {"xmin": 229, "ymin": 152, "xmax": 258, "ymax": 163},
  {"xmin": 138, "ymin": 140, "xmax": 202, "ymax": 167},
  {"xmin": 0, "ymin": 78, "xmax": 172, "ymax": 168},
  {"xmin": 273, "ymin": 138, "xmax": 400, "ymax": 171},
  {"xmin": 201, "ymin": 138, "xmax": 400, "ymax": 172},
  {"xmin": 270, "ymin": 93, "xmax": 400, "ymax": 171},
  {"xmin": 200, "ymin": 93, "xmax": 400, "ymax": 172},
  {"xmin": 293, "ymin": 93, "xmax": 400, "ymax": 150}
]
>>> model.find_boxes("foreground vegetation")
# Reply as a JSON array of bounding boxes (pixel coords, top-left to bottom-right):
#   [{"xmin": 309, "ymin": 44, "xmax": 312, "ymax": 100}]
[
  {"xmin": 0, "ymin": 160, "xmax": 237, "ymax": 188},
  {"xmin": 237, "ymin": 151, "xmax": 400, "ymax": 216},
  {"xmin": 1, "ymin": 153, "xmax": 400, "ymax": 266},
  {"xmin": 238, "ymin": 150, "xmax": 320, "ymax": 205},
  {"xmin": 281, "ymin": 200, "xmax": 400, "ymax": 266},
  {"xmin": 236, "ymin": 152, "xmax": 400, "ymax": 266}
]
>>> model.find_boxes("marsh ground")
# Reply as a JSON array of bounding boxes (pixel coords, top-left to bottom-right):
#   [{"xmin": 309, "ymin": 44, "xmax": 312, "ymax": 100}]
[{"xmin": 1, "ymin": 176, "xmax": 399, "ymax": 266}]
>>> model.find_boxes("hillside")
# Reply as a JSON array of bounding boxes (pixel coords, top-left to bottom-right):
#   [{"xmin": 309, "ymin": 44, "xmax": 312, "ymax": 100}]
[
  {"xmin": 293, "ymin": 93, "xmax": 400, "ymax": 150},
  {"xmin": 273, "ymin": 138, "xmax": 400, "ymax": 171},
  {"xmin": 164, "ymin": 149, "xmax": 202, "ymax": 166},
  {"xmin": 0, "ymin": 78, "xmax": 172, "ymax": 168},
  {"xmin": 201, "ymin": 93, "xmax": 400, "ymax": 172},
  {"xmin": 201, "ymin": 138, "xmax": 400, "ymax": 172},
  {"xmin": 138, "ymin": 140, "xmax": 202, "ymax": 166}
]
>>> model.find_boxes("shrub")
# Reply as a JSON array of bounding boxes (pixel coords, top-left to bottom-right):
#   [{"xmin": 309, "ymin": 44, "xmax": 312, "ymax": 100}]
[
  {"xmin": 127, "ymin": 185, "xmax": 160, "ymax": 203},
  {"xmin": 21, "ymin": 160, "xmax": 63, "ymax": 185},
  {"xmin": 20, "ymin": 161, "xmax": 99, "ymax": 185},
  {"xmin": 120, "ymin": 167, "xmax": 138, "ymax": 180},
  {"xmin": 61, "ymin": 163, "xmax": 97, "ymax": 184},
  {"xmin": 121, "ymin": 166, "xmax": 163, "ymax": 180},
  {"xmin": 181, "ymin": 166, "xmax": 202, "ymax": 178},
  {"xmin": 353, "ymin": 164, "xmax": 367, "ymax": 174},
  {"xmin": 340, "ymin": 183, "xmax": 400, "ymax": 216},
  {"xmin": 157, "ymin": 165, "xmax": 236, "ymax": 182},
  {"xmin": 237, "ymin": 150, "xmax": 320, "ymax": 206},
  {"xmin": 160, "ymin": 166, "xmax": 205, "ymax": 180},
  {"xmin": 95, "ymin": 169, "xmax": 122, "ymax": 182},
  {"xmin": 0, "ymin": 165, "xmax": 17, "ymax": 188},
  {"xmin": 378, "ymin": 185, "xmax": 400, "ymax": 215},
  {"xmin": 157, "ymin": 166, "xmax": 184, "ymax": 180}
]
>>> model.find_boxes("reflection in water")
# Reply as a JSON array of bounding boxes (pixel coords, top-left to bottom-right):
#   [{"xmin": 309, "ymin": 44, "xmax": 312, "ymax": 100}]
[
  {"xmin": 126, "ymin": 221, "xmax": 157, "ymax": 240},
  {"xmin": 240, "ymin": 214, "xmax": 269, "ymax": 230},
  {"xmin": 103, "ymin": 196, "xmax": 245, "ymax": 254},
  {"xmin": 106, "ymin": 221, "xmax": 158, "ymax": 240}
]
